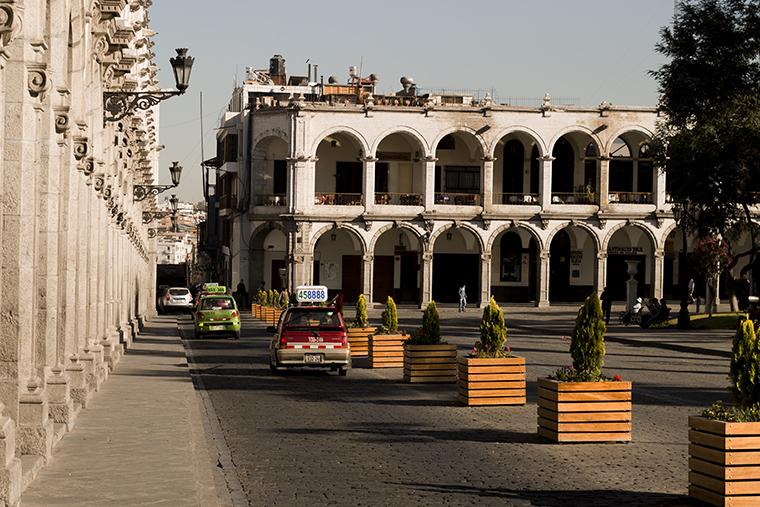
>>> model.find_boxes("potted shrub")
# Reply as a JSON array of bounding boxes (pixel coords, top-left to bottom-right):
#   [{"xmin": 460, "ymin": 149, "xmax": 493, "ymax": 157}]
[
  {"xmin": 262, "ymin": 290, "xmax": 275, "ymax": 323},
  {"xmin": 369, "ymin": 297, "xmax": 407, "ymax": 368},
  {"xmin": 688, "ymin": 316, "xmax": 760, "ymax": 505},
  {"xmin": 252, "ymin": 290, "xmax": 264, "ymax": 318},
  {"xmin": 458, "ymin": 297, "xmax": 525, "ymax": 406},
  {"xmin": 404, "ymin": 301, "xmax": 457, "ymax": 383},
  {"xmin": 346, "ymin": 294, "xmax": 375, "ymax": 358},
  {"xmin": 537, "ymin": 292, "xmax": 632, "ymax": 443},
  {"xmin": 271, "ymin": 290, "xmax": 284, "ymax": 326}
]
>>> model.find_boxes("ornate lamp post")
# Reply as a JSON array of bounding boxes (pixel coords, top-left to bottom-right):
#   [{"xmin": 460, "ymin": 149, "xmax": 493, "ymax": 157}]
[
  {"xmin": 103, "ymin": 48, "xmax": 194, "ymax": 122},
  {"xmin": 134, "ymin": 161, "xmax": 182, "ymax": 202},
  {"xmin": 142, "ymin": 193, "xmax": 180, "ymax": 223},
  {"xmin": 673, "ymin": 203, "xmax": 691, "ymax": 329}
]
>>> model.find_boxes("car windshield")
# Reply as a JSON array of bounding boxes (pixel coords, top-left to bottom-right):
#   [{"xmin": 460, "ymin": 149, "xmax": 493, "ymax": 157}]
[
  {"xmin": 284, "ymin": 310, "xmax": 341, "ymax": 329},
  {"xmin": 170, "ymin": 288, "xmax": 189, "ymax": 296},
  {"xmin": 201, "ymin": 297, "xmax": 234, "ymax": 310}
]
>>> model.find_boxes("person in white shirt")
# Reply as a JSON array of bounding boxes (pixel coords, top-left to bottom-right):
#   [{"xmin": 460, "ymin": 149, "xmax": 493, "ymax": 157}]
[{"xmin": 458, "ymin": 284, "xmax": 467, "ymax": 312}]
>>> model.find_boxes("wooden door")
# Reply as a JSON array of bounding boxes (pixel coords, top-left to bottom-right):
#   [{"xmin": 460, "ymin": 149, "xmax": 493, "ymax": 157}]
[
  {"xmin": 342, "ymin": 255, "xmax": 362, "ymax": 302},
  {"xmin": 373, "ymin": 256, "xmax": 394, "ymax": 303}
]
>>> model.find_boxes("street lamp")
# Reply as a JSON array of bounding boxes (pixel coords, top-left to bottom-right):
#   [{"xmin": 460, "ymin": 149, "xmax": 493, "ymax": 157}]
[
  {"xmin": 673, "ymin": 203, "xmax": 691, "ymax": 329},
  {"xmin": 169, "ymin": 194, "xmax": 179, "ymax": 212},
  {"xmin": 133, "ymin": 161, "xmax": 183, "ymax": 202},
  {"xmin": 103, "ymin": 48, "xmax": 195, "ymax": 122}
]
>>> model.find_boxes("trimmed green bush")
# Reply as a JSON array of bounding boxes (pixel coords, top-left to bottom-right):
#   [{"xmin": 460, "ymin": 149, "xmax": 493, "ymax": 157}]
[
  {"xmin": 475, "ymin": 297, "xmax": 509, "ymax": 358},
  {"xmin": 379, "ymin": 296, "xmax": 399, "ymax": 334},
  {"xmin": 569, "ymin": 292, "xmax": 606, "ymax": 378},
  {"xmin": 409, "ymin": 301, "xmax": 441, "ymax": 345},
  {"xmin": 730, "ymin": 317, "xmax": 760, "ymax": 407},
  {"xmin": 267, "ymin": 290, "xmax": 275, "ymax": 307},
  {"xmin": 279, "ymin": 290, "xmax": 289, "ymax": 309},
  {"xmin": 352, "ymin": 294, "xmax": 369, "ymax": 328}
]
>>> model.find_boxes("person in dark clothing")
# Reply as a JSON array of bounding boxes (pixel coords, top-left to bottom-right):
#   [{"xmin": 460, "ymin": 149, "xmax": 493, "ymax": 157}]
[
  {"xmin": 600, "ymin": 287, "xmax": 612, "ymax": 325},
  {"xmin": 235, "ymin": 279, "xmax": 248, "ymax": 309},
  {"xmin": 335, "ymin": 292, "xmax": 344, "ymax": 316}
]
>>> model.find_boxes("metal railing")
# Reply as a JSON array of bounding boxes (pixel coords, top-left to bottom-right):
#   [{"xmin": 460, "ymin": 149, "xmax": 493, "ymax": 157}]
[
  {"xmin": 253, "ymin": 194, "xmax": 287, "ymax": 206},
  {"xmin": 314, "ymin": 193, "xmax": 364, "ymax": 206},
  {"xmin": 608, "ymin": 192, "xmax": 654, "ymax": 204},
  {"xmin": 493, "ymin": 193, "xmax": 539, "ymax": 205},
  {"xmin": 374, "ymin": 193, "xmax": 423, "ymax": 206},
  {"xmin": 434, "ymin": 192, "xmax": 481, "ymax": 206},
  {"xmin": 551, "ymin": 193, "xmax": 598, "ymax": 205}
]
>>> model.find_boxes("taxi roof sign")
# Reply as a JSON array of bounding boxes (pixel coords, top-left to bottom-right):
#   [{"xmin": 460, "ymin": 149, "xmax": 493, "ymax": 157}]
[
  {"xmin": 295, "ymin": 285, "xmax": 328, "ymax": 303},
  {"xmin": 205, "ymin": 285, "xmax": 227, "ymax": 294}
]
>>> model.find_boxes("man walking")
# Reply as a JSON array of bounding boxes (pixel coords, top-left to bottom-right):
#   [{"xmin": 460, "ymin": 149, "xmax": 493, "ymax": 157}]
[
  {"xmin": 600, "ymin": 286, "xmax": 612, "ymax": 325},
  {"xmin": 458, "ymin": 284, "xmax": 467, "ymax": 312}
]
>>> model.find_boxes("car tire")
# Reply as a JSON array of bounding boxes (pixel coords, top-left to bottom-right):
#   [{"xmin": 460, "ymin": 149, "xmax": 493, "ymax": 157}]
[{"xmin": 338, "ymin": 366, "xmax": 348, "ymax": 376}]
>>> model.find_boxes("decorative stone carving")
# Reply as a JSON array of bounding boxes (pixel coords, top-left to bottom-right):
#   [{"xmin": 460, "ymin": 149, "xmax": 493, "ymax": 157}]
[
  {"xmin": 73, "ymin": 137, "xmax": 88, "ymax": 161},
  {"xmin": 0, "ymin": 4, "xmax": 19, "ymax": 48},
  {"xmin": 54, "ymin": 110, "xmax": 69, "ymax": 135},
  {"xmin": 540, "ymin": 92, "xmax": 552, "ymax": 117},
  {"xmin": 93, "ymin": 173, "xmax": 105, "ymax": 192},
  {"xmin": 79, "ymin": 156, "xmax": 94, "ymax": 175},
  {"xmin": 27, "ymin": 67, "xmax": 49, "ymax": 98}
]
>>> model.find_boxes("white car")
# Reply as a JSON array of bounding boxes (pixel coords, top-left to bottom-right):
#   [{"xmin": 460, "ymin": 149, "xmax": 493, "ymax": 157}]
[{"xmin": 159, "ymin": 287, "xmax": 194, "ymax": 314}]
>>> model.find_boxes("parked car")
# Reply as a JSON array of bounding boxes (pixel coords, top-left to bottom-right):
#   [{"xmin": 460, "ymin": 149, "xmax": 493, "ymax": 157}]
[
  {"xmin": 159, "ymin": 287, "xmax": 194, "ymax": 314},
  {"xmin": 193, "ymin": 294, "xmax": 241, "ymax": 339},
  {"xmin": 267, "ymin": 306, "xmax": 350, "ymax": 375}
]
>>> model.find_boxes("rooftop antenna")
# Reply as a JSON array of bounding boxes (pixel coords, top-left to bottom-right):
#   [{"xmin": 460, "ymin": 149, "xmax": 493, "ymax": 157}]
[{"xmin": 200, "ymin": 91, "xmax": 208, "ymax": 200}]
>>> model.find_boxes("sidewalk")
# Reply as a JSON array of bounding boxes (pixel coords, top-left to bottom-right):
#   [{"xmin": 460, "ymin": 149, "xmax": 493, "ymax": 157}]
[{"xmin": 21, "ymin": 317, "xmax": 224, "ymax": 507}]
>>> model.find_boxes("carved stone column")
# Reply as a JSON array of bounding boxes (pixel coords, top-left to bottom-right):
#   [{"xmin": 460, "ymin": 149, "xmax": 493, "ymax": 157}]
[
  {"xmin": 66, "ymin": 354, "xmax": 90, "ymax": 409},
  {"xmin": 479, "ymin": 252, "xmax": 492, "ymax": 308},
  {"xmin": 598, "ymin": 156, "xmax": 611, "ymax": 209},
  {"xmin": 0, "ymin": 401, "xmax": 22, "ymax": 507},
  {"xmin": 653, "ymin": 249, "xmax": 664, "ymax": 299},
  {"xmin": 288, "ymin": 157, "xmax": 312, "ymax": 213},
  {"xmin": 482, "ymin": 156, "xmax": 495, "ymax": 212},
  {"xmin": 423, "ymin": 157, "xmax": 438, "ymax": 210},
  {"xmin": 537, "ymin": 250, "xmax": 550, "ymax": 308},
  {"xmin": 17, "ymin": 379, "xmax": 53, "ymax": 461},
  {"xmin": 362, "ymin": 157, "xmax": 377, "ymax": 213},
  {"xmin": 362, "ymin": 253, "xmax": 374, "ymax": 305},
  {"xmin": 539, "ymin": 156, "xmax": 554, "ymax": 209},
  {"xmin": 596, "ymin": 251, "xmax": 608, "ymax": 296},
  {"xmin": 420, "ymin": 251, "xmax": 433, "ymax": 307},
  {"xmin": 45, "ymin": 366, "xmax": 76, "ymax": 430},
  {"xmin": 654, "ymin": 162, "xmax": 667, "ymax": 209}
]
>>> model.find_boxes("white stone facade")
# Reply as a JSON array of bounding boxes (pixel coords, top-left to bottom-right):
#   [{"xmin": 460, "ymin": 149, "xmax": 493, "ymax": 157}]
[{"xmin": 0, "ymin": 1, "xmax": 161, "ymax": 503}]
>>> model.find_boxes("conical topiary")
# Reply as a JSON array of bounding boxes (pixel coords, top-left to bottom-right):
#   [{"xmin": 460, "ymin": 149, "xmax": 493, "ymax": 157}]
[
  {"xmin": 730, "ymin": 317, "xmax": 760, "ymax": 407},
  {"xmin": 416, "ymin": 301, "xmax": 441, "ymax": 345},
  {"xmin": 380, "ymin": 296, "xmax": 398, "ymax": 334},
  {"xmin": 569, "ymin": 293, "xmax": 606, "ymax": 379},
  {"xmin": 279, "ymin": 290, "xmax": 288, "ymax": 309},
  {"xmin": 353, "ymin": 294, "xmax": 369, "ymax": 328},
  {"xmin": 268, "ymin": 289, "xmax": 276, "ymax": 307},
  {"xmin": 476, "ymin": 296, "xmax": 508, "ymax": 357}
]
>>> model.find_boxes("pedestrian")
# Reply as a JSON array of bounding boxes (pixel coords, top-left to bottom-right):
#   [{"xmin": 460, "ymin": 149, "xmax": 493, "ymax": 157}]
[
  {"xmin": 600, "ymin": 287, "xmax": 612, "ymax": 325},
  {"xmin": 687, "ymin": 278, "xmax": 695, "ymax": 304},
  {"xmin": 236, "ymin": 279, "xmax": 248, "ymax": 308},
  {"xmin": 458, "ymin": 283, "xmax": 467, "ymax": 312},
  {"xmin": 335, "ymin": 291, "xmax": 344, "ymax": 316}
]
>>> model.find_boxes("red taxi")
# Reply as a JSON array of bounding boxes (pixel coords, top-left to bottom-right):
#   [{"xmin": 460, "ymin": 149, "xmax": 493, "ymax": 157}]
[{"xmin": 268, "ymin": 306, "xmax": 350, "ymax": 375}]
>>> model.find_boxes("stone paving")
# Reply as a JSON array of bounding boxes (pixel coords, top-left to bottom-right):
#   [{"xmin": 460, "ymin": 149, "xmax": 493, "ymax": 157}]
[
  {"xmin": 20, "ymin": 318, "xmax": 224, "ymax": 507},
  {"xmin": 181, "ymin": 305, "xmax": 736, "ymax": 506}
]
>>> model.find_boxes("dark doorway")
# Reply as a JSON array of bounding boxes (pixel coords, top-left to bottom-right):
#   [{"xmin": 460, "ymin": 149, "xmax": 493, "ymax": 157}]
[
  {"xmin": 502, "ymin": 140, "xmax": 524, "ymax": 194},
  {"xmin": 398, "ymin": 253, "xmax": 419, "ymax": 303},
  {"xmin": 549, "ymin": 229, "xmax": 571, "ymax": 301},
  {"xmin": 271, "ymin": 259, "xmax": 285, "ymax": 291},
  {"xmin": 335, "ymin": 162, "xmax": 362, "ymax": 193},
  {"xmin": 433, "ymin": 254, "xmax": 480, "ymax": 304},
  {"xmin": 552, "ymin": 138, "xmax": 574, "ymax": 193},
  {"xmin": 342, "ymin": 255, "xmax": 362, "ymax": 302},
  {"xmin": 373, "ymin": 256, "xmax": 394, "ymax": 303},
  {"xmin": 606, "ymin": 255, "xmax": 648, "ymax": 301}
]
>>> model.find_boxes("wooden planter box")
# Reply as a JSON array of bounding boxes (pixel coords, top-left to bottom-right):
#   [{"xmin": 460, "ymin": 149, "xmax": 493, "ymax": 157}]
[
  {"xmin": 404, "ymin": 344, "xmax": 457, "ymax": 383},
  {"xmin": 262, "ymin": 306, "xmax": 273, "ymax": 322},
  {"xmin": 346, "ymin": 327, "xmax": 375, "ymax": 357},
  {"xmin": 457, "ymin": 356, "xmax": 526, "ymax": 406},
  {"xmin": 252, "ymin": 304, "xmax": 260, "ymax": 318},
  {"xmin": 271, "ymin": 309, "xmax": 282, "ymax": 326},
  {"xmin": 689, "ymin": 415, "xmax": 760, "ymax": 506},
  {"xmin": 537, "ymin": 378, "xmax": 632, "ymax": 443},
  {"xmin": 369, "ymin": 333, "xmax": 406, "ymax": 368}
]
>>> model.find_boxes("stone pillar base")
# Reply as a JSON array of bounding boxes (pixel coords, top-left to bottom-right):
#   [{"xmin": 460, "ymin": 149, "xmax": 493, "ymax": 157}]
[
  {"xmin": 0, "ymin": 404, "xmax": 21, "ymax": 507},
  {"xmin": 45, "ymin": 368, "xmax": 77, "ymax": 432},
  {"xmin": 66, "ymin": 356, "xmax": 91, "ymax": 409},
  {"xmin": 100, "ymin": 335, "xmax": 122, "ymax": 371},
  {"xmin": 536, "ymin": 300, "xmax": 550, "ymax": 309},
  {"xmin": 79, "ymin": 345, "xmax": 106, "ymax": 394},
  {"xmin": 17, "ymin": 380, "xmax": 53, "ymax": 462},
  {"xmin": 119, "ymin": 322, "xmax": 133, "ymax": 350}
]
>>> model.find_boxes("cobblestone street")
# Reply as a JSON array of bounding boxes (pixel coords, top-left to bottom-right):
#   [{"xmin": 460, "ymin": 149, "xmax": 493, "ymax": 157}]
[{"xmin": 179, "ymin": 307, "xmax": 732, "ymax": 506}]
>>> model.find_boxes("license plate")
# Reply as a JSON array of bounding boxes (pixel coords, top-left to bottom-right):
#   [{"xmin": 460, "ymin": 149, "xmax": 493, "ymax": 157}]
[
  {"xmin": 304, "ymin": 354, "xmax": 323, "ymax": 364},
  {"xmin": 209, "ymin": 325, "xmax": 224, "ymax": 331}
]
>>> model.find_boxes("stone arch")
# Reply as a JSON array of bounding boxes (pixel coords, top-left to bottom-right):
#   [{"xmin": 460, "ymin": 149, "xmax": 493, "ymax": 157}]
[
  {"xmin": 430, "ymin": 126, "xmax": 487, "ymax": 158},
  {"xmin": 252, "ymin": 130, "xmax": 289, "ymax": 157},
  {"xmin": 370, "ymin": 126, "xmax": 430, "ymax": 159},
  {"xmin": 249, "ymin": 221, "xmax": 287, "ymax": 245},
  {"xmin": 603, "ymin": 125, "xmax": 654, "ymax": 156},
  {"xmin": 309, "ymin": 223, "xmax": 367, "ymax": 256},
  {"xmin": 309, "ymin": 126, "xmax": 370, "ymax": 159},
  {"xmin": 368, "ymin": 222, "xmax": 425, "ymax": 253},
  {"xmin": 487, "ymin": 126, "xmax": 547, "ymax": 159},
  {"xmin": 546, "ymin": 221, "xmax": 602, "ymax": 254},
  {"xmin": 547, "ymin": 125, "xmax": 603, "ymax": 155},
  {"xmin": 428, "ymin": 222, "xmax": 485, "ymax": 253},
  {"xmin": 486, "ymin": 222, "xmax": 544, "ymax": 252},
  {"xmin": 601, "ymin": 221, "xmax": 658, "ymax": 252},
  {"xmin": 660, "ymin": 221, "xmax": 679, "ymax": 248}
]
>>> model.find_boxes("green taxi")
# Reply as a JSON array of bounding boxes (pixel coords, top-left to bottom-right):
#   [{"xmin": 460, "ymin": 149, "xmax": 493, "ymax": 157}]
[{"xmin": 193, "ymin": 292, "xmax": 241, "ymax": 339}]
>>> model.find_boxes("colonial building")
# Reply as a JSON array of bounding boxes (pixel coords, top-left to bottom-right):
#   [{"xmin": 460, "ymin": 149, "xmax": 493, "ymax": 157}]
[
  {"xmin": 0, "ymin": 1, "xmax": 165, "ymax": 504},
  {"xmin": 211, "ymin": 55, "xmax": 755, "ymax": 309}
]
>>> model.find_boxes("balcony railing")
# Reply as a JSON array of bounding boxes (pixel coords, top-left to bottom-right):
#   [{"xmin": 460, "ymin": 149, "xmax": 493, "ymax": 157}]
[
  {"xmin": 551, "ymin": 193, "xmax": 598, "ymax": 205},
  {"xmin": 435, "ymin": 192, "xmax": 481, "ymax": 205},
  {"xmin": 314, "ymin": 193, "xmax": 364, "ymax": 206},
  {"xmin": 375, "ymin": 193, "xmax": 423, "ymax": 206},
  {"xmin": 253, "ymin": 194, "xmax": 287, "ymax": 206},
  {"xmin": 493, "ymin": 193, "xmax": 539, "ymax": 205},
  {"xmin": 609, "ymin": 192, "xmax": 654, "ymax": 204}
]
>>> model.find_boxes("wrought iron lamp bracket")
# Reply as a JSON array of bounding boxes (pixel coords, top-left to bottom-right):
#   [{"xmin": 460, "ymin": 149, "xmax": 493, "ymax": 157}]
[{"xmin": 103, "ymin": 90, "xmax": 183, "ymax": 122}]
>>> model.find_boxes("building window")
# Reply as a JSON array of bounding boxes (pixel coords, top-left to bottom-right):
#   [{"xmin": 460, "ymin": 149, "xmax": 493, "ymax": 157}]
[
  {"xmin": 500, "ymin": 232, "xmax": 523, "ymax": 282},
  {"xmin": 445, "ymin": 166, "xmax": 480, "ymax": 193},
  {"xmin": 335, "ymin": 162, "xmax": 362, "ymax": 193},
  {"xmin": 273, "ymin": 160, "xmax": 287, "ymax": 194},
  {"xmin": 375, "ymin": 162, "xmax": 389, "ymax": 193},
  {"xmin": 223, "ymin": 134, "xmax": 238, "ymax": 162}
]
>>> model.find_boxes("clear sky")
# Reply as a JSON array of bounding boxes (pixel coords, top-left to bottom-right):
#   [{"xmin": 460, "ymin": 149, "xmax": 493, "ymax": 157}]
[{"xmin": 150, "ymin": 0, "xmax": 677, "ymax": 203}]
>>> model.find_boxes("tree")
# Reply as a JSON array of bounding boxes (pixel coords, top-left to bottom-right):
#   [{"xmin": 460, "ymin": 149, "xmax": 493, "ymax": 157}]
[
  {"xmin": 476, "ymin": 297, "xmax": 509, "ymax": 358},
  {"xmin": 569, "ymin": 293, "xmax": 606, "ymax": 379},
  {"xmin": 730, "ymin": 317, "xmax": 760, "ymax": 407},
  {"xmin": 651, "ymin": 0, "xmax": 760, "ymax": 304}
]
